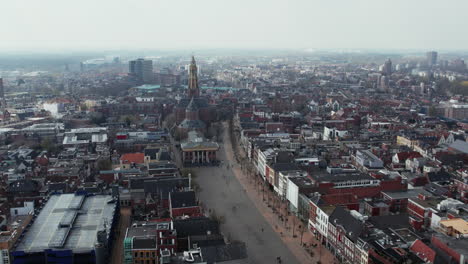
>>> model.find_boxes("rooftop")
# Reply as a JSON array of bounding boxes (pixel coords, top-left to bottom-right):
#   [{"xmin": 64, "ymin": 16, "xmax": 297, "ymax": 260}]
[
  {"xmin": 126, "ymin": 222, "xmax": 172, "ymax": 238},
  {"xmin": 170, "ymin": 191, "xmax": 197, "ymax": 208},
  {"xmin": 382, "ymin": 189, "xmax": 433, "ymax": 200},
  {"xmin": 313, "ymin": 172, "xmax": 374, "ymax": 183},
  {"xmin": 329, "ymin": 207, "xmax": 364, "ymax": 242},
  {"xmin": 288, "ymin": 176, "xmax": 314, "ymax": 189},
  {"xmin": 449, "ymin": 140, "xmax": 468, "ymax": 154},
  {"xmin": 173, "ymin": 217, "xmax": 219, "ymax": 238},
  {"xmin": 392, "ymin": 228, "xmax": 420, "ymax": 243},
  {"xmin": 133, "ymin": 237, "xmax": 156, "ymax": 249},
  {"xmin": 14, "ymin": 193, "xmax": 116, "ymax": 253},
  {"xmin": 409, "ymin": 196, "xmax": 444, "ymax": 209},
  {"xmin": 439, "ymin": 218, "xmax": 468, "ymax": 235},
  {"xmin": 181, "ymin": 140, "xmax": 219, "ymax": 151},
  {"xmin": 432, "ymin": 233, "xmax": 468, "ymax": 256},
  {"xmin": 134, "ymin": 84, "xmax": 161, "ymax": 90},
  {"xmin": 120, "ymin": 153, "xmax": 145, "ymax": 164}
]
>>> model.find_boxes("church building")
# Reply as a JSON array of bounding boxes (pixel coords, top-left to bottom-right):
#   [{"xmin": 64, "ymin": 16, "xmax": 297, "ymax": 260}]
[
  {"xmin": 176, "ymin": 56, "xmax": 219, "ymax": 165},
  {"xmin": 175, "ymin": 57, "xmax": 214, "ymax": 126}
]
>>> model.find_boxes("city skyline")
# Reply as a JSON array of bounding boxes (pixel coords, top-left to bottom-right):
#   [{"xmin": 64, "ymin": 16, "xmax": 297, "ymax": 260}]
[
  {"xmin": 1, "ymin": 0, "xmax": 468, "ymax": 51},
  {"xmin": 0, "ymin": 2, "xmax": 467, "ymax": 264}
]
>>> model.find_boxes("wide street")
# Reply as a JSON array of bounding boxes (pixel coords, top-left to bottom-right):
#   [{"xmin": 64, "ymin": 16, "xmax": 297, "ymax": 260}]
[
  {"xmin": 193, "ymin": 162, "xmax": 300, "ymax": 263},
  {"xmin": 188, "ymin": 126, "xmax": 300, "ymax": 264},
  {"xmin": 170, "ymin": 120, "xmax": 336, "ymax": 264}
]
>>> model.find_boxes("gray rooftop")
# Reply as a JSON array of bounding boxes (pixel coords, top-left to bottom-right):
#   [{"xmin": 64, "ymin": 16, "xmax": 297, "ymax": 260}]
[
  {"xmin": 432, "ymin": 233, "xmax": 468, "ymax": 256},
  {"xmin": 449, "ymin": 140, "xmax": 468, "ymax": 154},
  {"xmin": 313, "ymin": 172, "xmax": 374, "ymax": 183},
  {"xmin": 382, "ymin": 189, "xmax": 433, "ymax": 200},
  {"xmin": 15, "ymin": 193, "xmax": 116, "ymax": 253}
]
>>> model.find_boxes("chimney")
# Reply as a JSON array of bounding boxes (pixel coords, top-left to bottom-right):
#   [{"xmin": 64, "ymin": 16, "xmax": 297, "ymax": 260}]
[{"xmin": 418, "ymin": 193, "xmax": 426, "ymax": 200}]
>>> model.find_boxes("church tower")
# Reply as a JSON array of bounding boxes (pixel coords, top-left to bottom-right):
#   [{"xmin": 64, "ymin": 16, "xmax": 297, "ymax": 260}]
[
  {"xmin": 188, "ymin": 56, "xmax": 200, "ymax": 98},
  {"xmin": 185, "ymin": 97, "xmax": 199, "ymax": 121}
]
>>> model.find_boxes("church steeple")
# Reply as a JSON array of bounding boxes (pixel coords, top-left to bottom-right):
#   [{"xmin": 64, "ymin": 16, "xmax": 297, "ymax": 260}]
[{"xmin": 188, "ymin": 56, "xmax": 200, "ymax": 98}]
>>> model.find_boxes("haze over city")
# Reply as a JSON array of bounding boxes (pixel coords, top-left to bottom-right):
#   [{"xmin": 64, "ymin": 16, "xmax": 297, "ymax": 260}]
[
  {"xmin": 2, "ymin": 0, "xmax": 468, "ymax": 51},
  {"xmin": 0, "ymin": 1, "xmax": 467, "ymax": 264}
]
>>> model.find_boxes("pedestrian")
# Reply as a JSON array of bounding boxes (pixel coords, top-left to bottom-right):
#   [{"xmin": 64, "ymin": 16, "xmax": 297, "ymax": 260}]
[
  {"xmin": 261, "ymin": 227, "xmax": 264, "ymax": 232},
  {"xmin": 276, "ymin": 256, "xmax": 282, "ymax": 264}
]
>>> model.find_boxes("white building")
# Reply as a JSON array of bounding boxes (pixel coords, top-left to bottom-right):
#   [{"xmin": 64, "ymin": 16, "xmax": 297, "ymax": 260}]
[
  {"xmin": 22, "ymin": 123, "xmax": 64, "ymax": 137},
  {"xmin": 63, "ymin": 127, "xmax": 108, "ymax": 146},
  {"xmin": 10, "ymin": 201, "xmax": 34, "ymax": 217},
  {"xmin": 286, "ymin": 175, "xmax": 313, "ymax": 213},
  {"xmin": 323, "ymin": 126, "xmax": 348, "ymax": 141},
  {"xmin": 256, "ymin": 148, "xmax": 276, "ymax": 180},
  {"xmin": 355, "ymin": 150, "xmax": 383, "ymax": 168},
  {"xmin": 310, "ymin": 203, "xmax": 335, "ymax": 244},
  {"xmin": 43, "ymin": 102, "xmax": 65, "ymax": 118}
]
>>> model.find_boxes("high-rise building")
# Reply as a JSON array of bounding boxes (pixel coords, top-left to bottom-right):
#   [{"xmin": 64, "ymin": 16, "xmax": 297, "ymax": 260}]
[
  {"xmin": 426, "ymin": 51, "xmax": 438, "ymax": 66},
  {"xmin": 0, "ymin": 78, "xmax": 4, "ymax": 99},
  {"xmin": 188, "ymin": 56, "xmax": 200, "ymax": 98},
  {"xmin": 382, "ymin": 59, "xmax": 392, "ymax": 76},
  {"xmin": 0, "ymin": 78, "xmax": 6, "ymax": 112},
  {"xmin": 379, "ymin": 75, "xmax": 389, "ymax": 91},
  {"xmin": 129, "ymin": 58, "xmax": 154, "ymax": 83},
  {"xmin": 451, "ymin": 58, "xmax": 466, "ymax": 72}
]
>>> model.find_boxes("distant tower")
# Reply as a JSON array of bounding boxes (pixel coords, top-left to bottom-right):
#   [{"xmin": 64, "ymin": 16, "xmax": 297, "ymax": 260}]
[
  {"xmin": 382, "ymin": 59, "xmax": 392, "ymax": 76},
  {"xmin": 379, "ymin": 75, "xmax": 389, "ymax": 91},
  {"xmin": 426, "ymin": 51, "xmax": 438, "ymax": 66},
  {"xmin": 188, "ymin": 56, "xmax": 200, "ymax": 98},
  {"xmin": 129, "ymin": 58, "xmax": 153, "ymax": 83},
  {"xmin": 0, "ymin": 78, "xmax": 6, "ymax": 112}
]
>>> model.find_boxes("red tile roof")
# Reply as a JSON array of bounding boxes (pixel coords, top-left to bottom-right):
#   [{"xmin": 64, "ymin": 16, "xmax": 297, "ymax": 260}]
[
  {"xmin": 120, "ymin": 153, "xmax": 145, "ymax": 164},
  {"xmin": 410, "ymin": 239, "xmax": 436, "ymax": 263},
  {"xmin": 396, "ymin": 151, "xmax": 422, "ymax": 162}
]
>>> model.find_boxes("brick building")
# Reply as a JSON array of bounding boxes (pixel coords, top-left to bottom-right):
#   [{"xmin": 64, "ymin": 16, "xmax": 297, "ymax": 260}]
[
  {"xmin": 381, "ymin": 189, "xmax": 433, "ymax": 213},
  {"xmin": 327, "ymin": 207, "xmax": 366, "ymax": 263},
  {"xmin": 124, "ymin": 221, "xmax": 177, "ymax": 264},
  {"xmin": 407, "ymin": 193, "xmax": 443, "ymax": 231},
  {"xmin": 169, "ymin": 191, "xmax": 201, "ymax": 219}
]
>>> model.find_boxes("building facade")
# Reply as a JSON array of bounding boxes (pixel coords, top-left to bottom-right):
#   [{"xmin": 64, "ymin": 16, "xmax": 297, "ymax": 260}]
[{"xmin": 129, "ymin": 58, "xmax": 154, "ymax": 84}]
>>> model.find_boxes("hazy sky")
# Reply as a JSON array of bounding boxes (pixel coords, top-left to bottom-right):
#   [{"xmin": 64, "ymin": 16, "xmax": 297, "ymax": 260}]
[{"xmin": 1, "ymin": 0, "xmax": 467, "ymax": 51}]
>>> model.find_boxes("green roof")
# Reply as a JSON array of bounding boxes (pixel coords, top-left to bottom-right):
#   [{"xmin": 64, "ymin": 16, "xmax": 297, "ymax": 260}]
[
  {"xmin": 134, "ymin": 84, "xmax": 161, "ymax": 90},
  {"xmin": 201, "ymin": 86, "xmax": 238, "ymax": 91},
  {"xmin": 181, "ymin": 85, "xmax": 239, "ymax": 91},
  {"xmin": 135, "ymin": 85, "xmax": 239, "ymax": 91}
]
